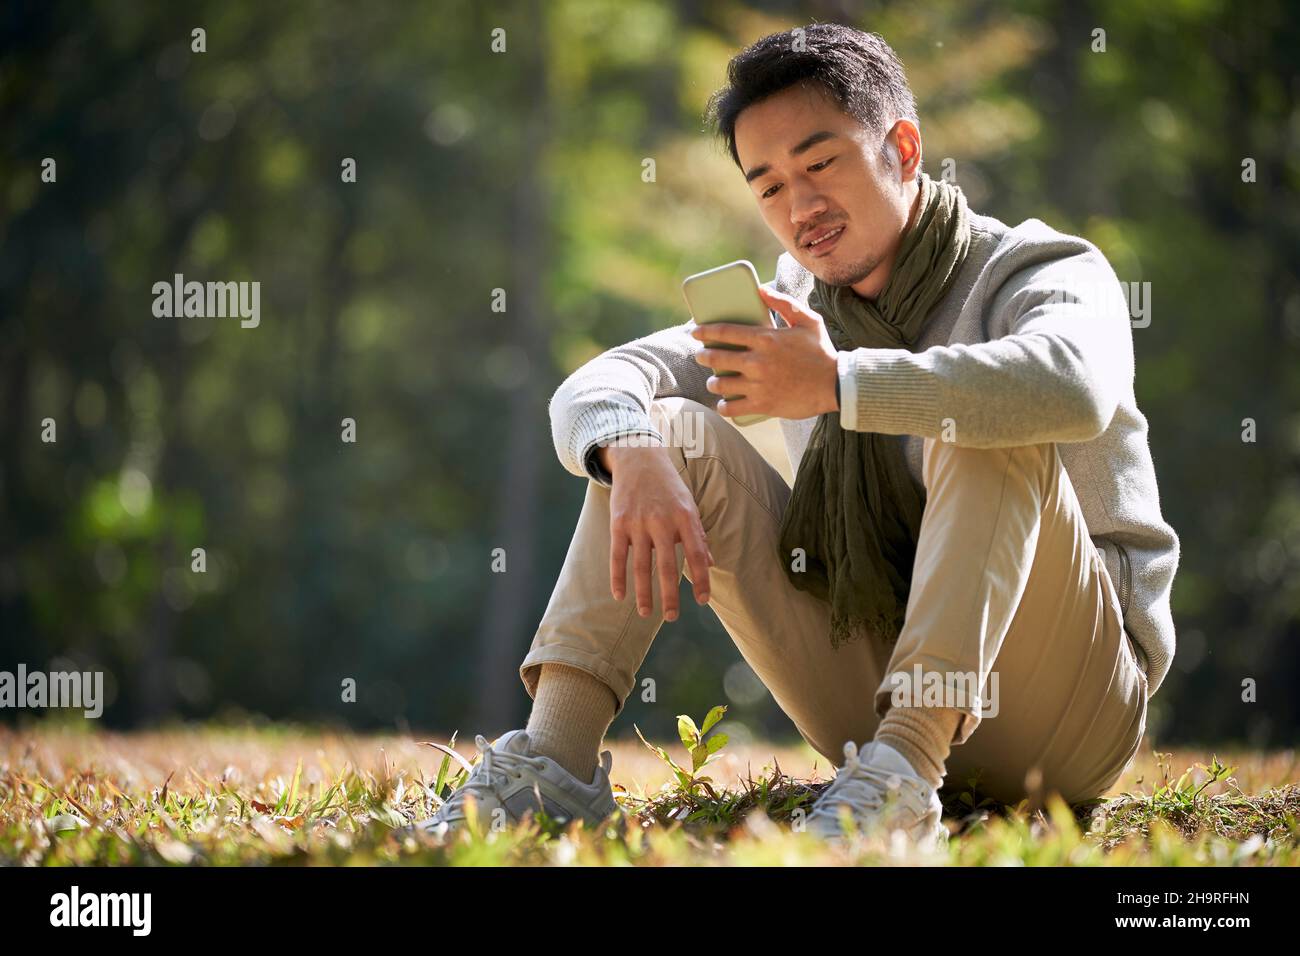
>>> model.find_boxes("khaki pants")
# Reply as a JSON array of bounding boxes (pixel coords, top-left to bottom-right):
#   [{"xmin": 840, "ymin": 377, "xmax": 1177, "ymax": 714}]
[{"xmin": 521, "ymin": 397, "xmax": 1148, "ymax": 805}]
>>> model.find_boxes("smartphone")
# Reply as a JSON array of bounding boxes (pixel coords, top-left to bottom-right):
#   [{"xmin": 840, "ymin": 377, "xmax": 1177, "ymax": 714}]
[{"xmin": 680, "ymin": 259, "xmax": 777, "ymax": 427}]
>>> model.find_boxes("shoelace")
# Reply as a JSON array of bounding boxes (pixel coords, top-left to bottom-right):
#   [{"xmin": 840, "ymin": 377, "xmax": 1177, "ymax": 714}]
[
  {"xmin": 806, "ymin": 740, "xmax": 908, "ymax": 828},
  {"xmin": 429, "ymin": 734, "xmax": 549, "ymax": 824}
]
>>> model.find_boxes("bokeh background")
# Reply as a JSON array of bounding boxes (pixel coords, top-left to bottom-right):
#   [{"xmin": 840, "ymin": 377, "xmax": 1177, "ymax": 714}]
[{"xmin": 2, "ymin": 0, "xmax": 1297, "ymax": 750}]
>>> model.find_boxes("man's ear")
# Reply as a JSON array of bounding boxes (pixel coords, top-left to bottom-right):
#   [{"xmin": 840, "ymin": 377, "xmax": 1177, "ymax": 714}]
[{"xmin": 887, "ymin": 119, "xmax": 923, "ymax": 181}]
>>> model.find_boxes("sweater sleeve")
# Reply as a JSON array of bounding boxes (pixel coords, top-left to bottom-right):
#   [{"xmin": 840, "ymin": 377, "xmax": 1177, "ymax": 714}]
[
  {"xmin": 837, "ymin": 232, "xmax": 1135, "ymax": 446},
  {"xmin": 548, "ymin": 321, "xmax": 717, "ymax": 485}
]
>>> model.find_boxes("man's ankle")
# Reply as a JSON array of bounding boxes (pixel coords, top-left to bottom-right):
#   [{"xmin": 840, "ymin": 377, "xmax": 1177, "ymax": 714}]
[
  {"xmin": 874, "ymin": 706, "xmax": 963, "ymax": 790},
  {"xmin": 525, "ymin": 663, "xmax": 617, "ymax": 783}
]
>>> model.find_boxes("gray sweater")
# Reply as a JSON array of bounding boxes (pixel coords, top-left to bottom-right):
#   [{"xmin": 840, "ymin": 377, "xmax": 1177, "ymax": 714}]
[{"xmin": 548, "ymin": 210, "xmax": 1180, "ymax": 698}]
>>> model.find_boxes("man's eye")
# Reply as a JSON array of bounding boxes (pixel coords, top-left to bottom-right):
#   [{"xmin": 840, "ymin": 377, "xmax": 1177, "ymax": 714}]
[{"xmin": 761, "ymin": 159, "xmax": 831, "ymax": 198}]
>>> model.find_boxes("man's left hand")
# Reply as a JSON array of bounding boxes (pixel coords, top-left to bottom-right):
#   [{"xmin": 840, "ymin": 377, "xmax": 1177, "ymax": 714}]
[{"xmin": 690, "ymin": 284, "xmax": 840, "ymax": 421}]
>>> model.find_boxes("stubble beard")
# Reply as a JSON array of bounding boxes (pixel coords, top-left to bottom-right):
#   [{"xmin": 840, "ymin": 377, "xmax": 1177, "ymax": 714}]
[{"xmin": 816, "ymin": 247, "xmax": 880, "ymax": 289}]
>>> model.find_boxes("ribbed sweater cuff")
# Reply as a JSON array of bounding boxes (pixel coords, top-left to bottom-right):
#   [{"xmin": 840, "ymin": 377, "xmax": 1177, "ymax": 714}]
[
  {"xmin": 838, "ymin": 347, "xmax": 940, "ymax": 435},
  {"xmin": 568, "ymin": 403, "xmax": 665, "ymax": 486}
]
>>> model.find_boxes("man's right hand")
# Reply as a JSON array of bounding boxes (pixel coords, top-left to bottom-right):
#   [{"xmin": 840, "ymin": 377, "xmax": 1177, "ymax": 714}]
[{"xmin": 600, "ymin": 444, "xmax": 714, "ymax": 621}]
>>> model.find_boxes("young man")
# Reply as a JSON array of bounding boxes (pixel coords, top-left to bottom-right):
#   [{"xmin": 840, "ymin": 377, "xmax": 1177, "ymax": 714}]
[{"xmin": 418, "ymin": 24, "xmax": 1179, "ymax": 847}]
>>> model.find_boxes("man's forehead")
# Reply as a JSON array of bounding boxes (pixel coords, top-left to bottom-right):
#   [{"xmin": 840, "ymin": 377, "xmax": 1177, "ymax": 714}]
[
  {"xmin": 742, "ymin": 129, "xmax": 841, "ymax": 183},
  {"xmin": 735, "ymin": 86, "xmax": 855, "ymax": 172}
]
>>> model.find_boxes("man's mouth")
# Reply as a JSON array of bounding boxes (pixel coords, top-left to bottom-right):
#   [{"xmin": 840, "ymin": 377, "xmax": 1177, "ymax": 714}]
[{"xmin": 803, "ymin": 224, "xmax": 845, "ymax": 256}]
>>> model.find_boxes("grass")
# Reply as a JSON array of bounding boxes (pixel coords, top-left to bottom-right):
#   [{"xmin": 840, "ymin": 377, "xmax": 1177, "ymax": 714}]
[{"xmin": 1, "ymin": 712, "xmax": 1297, "ymax": 866}]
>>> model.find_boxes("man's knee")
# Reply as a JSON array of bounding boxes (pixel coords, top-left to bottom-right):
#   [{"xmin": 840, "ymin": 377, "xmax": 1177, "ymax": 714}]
[
  {"xmin": 921, "ymin": 436, "xmax": 1056, "ymax": 493},
  {"xmin": 648, "ymin": 397, "xmax": 733, "ymax": 466}
]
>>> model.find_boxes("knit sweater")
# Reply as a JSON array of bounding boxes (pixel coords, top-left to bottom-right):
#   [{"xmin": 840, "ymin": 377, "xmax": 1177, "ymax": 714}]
[{"xmin": 547, "ymin": 210, "xmax": 1181, "ymax": 698}]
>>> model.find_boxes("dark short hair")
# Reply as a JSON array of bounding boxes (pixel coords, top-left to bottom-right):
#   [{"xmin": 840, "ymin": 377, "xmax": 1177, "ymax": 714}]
[{"xmin": 704, "ymin": 23, "xmax": 919, "ymax": 172}]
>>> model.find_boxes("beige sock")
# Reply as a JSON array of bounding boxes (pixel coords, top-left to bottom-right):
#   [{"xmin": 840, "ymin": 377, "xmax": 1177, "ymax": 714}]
[
  {"xmin": 874, "ymin": 706, "xmax": 963, "ymax": 789},
  {"xmin": 525, "ymin": 663, "xmax": 618, "ymax": 784}
]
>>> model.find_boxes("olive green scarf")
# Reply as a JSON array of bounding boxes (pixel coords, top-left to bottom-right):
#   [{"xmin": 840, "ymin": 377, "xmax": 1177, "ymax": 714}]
[{"xmin": 777, "ymin": 171, "xmax": 972, "ymax": 649}]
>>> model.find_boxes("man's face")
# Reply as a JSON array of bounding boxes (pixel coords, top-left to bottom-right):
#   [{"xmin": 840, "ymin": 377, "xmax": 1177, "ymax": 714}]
[{"xmin": 734, "ymin": 82, "xmax": 920, "ymax": 299}]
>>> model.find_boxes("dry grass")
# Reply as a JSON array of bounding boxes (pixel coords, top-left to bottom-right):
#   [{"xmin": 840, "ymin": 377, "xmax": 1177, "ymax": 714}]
[{"xmin": 2, "ymin": 721, "xmax": 1296, "ymax": 866}]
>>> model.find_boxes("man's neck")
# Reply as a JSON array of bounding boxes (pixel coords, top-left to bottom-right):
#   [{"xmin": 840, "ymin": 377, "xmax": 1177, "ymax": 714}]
[{"xmin": 851, "ymin": 180, "xmax": 922, "ymax": 301}]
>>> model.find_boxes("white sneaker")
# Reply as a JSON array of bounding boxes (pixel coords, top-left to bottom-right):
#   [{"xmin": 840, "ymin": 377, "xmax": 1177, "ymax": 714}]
[
  {"xmin": 412, "ymin": 729, "xmax": 622, "ymax": 838},
  {"xmin": 803, "ymin": 739, "xmax": 948, "ymax": 852}
]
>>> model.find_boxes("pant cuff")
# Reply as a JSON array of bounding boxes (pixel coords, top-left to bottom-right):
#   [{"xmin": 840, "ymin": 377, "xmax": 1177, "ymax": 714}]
[
  {"xmin": 519, "ymin": 646, "xmax": 632, "ymax": 720},
  {"xmin": 874, "ymin": 655, "xmax": 993, "ymax": 746}
]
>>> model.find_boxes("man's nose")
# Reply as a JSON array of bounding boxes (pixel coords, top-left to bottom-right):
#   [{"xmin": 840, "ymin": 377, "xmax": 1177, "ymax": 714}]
[{"xmin": 789, "ymin": 182, "xmax": 829, "ymax": 231}]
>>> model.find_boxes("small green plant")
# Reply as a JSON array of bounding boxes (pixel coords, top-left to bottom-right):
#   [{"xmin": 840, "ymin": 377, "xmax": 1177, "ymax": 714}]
[
  {"xmin": 1167, "ymin": 755, "xmax": 1234, "ymax": 808},
  {"xmin": 946, "ymin": 766, "xmax": 999, "ymax": 816},
  {"xmin": 634, "ymin": 705, "xmax": 729, "ymax": 801},
  {"xmin": 420, "ymin": 731, "xmax": 473, "ymax": 817},
  {"xmin": 1140, "ymin": 752, "xmax": 1236, "ymax": 822}
]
